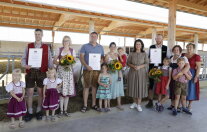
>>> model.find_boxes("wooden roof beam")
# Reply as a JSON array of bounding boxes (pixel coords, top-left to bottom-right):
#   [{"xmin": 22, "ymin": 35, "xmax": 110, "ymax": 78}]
[
  {"xmin": 136, "ymin": 27, "xmax": 167, "ymax": 38},
  {"xmin": 53, "ymin": 13, "xmax": 71, "ymax": 31},
  {"xmin": 100, "ymin": 21, "xmax": 130, "ymax": 34}
]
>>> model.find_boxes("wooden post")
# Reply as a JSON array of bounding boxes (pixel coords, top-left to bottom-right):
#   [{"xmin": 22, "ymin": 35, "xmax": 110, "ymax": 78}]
[
  {"xmin": 152, "ymin": 27, "xmax": 156, "ymax": 45},
  {"xmin": 98, "ymin": 34, "xmax": 101, "ymax": 44},
  {"xmin": 194, "ymin": 33, "xmax": 199, "ymax": 53},
  {"xmin": 167, "ymin": 0, "xmax": 177, "ymax": 49},
  {"xmin": 52, "ymin": 30, "xmax": 55, "ymax": 48},
  {"xmin": 89, "ymin": 19, "xmax": 95, "ymax": 33}
]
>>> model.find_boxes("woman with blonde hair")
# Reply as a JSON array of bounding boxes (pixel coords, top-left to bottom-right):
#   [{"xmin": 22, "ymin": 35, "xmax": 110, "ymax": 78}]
[{"xmin": 53, "ymin": 35, "xmax": 76, "ymax": 117}]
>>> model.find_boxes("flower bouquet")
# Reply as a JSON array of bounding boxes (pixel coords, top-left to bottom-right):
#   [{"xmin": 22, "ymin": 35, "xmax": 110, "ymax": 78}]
[
  {"xmin": 59, "ymin": 55, "xmax": 76, "ymax": 71},
  {"xmin": 108, "ymin": 59, "xmax": 122, "ymax": 72},
  {"xmin": 149, "ymin": 68, "xmax": 163, "ymax": 82}
]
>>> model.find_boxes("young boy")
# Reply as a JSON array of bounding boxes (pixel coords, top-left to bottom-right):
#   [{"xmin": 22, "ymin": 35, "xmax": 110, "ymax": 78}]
[
  {"xmin": 172, "ymin": 57, "xmax": 192, "ymax": 116},
  {"xmin": 117, "ymin": 47, "xmax": 127, "ymax": 81}
]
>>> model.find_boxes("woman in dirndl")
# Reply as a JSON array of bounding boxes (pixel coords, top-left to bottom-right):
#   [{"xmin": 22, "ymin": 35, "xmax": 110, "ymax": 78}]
[
  {"xmin": 183, "ymin": 43, "xmax": 201, "ymax": 112},
  {"xmin": 53, "ymin": 35, "xmax": 76, "ymax": 117}
]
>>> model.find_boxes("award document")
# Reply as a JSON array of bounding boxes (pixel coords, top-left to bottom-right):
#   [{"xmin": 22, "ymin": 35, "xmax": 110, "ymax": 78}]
[
  {"xmin": 150, "ymin": 48, "xmax": 161, "ymax": 64},
  {"xmin": 89, "ymin": 53, "xmax": 101, "ymax": 70},
  {"xmin": 28, "ymin": 48, "xmax": 43, "ymax": 68}
]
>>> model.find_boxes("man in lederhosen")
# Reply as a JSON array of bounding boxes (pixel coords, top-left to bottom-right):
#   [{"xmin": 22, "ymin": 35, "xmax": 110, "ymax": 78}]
[{"xmin": 21, "ymin": 29, "xmax": 53, "ymax": 121}]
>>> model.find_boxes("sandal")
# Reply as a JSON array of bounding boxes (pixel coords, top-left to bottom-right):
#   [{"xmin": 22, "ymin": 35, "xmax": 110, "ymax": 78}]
[
  {"xmin": 92, "ymin": 105, "xmax": 98, "ymax": 111},
  {"xmin": 58, "ymin": 111, "xmax": 64, "ymax": 118},
  {"xmin": 81, "ymin": 106, "xmax": 87, "ymax": 113},
  {"xmin": 64, "ymin": 111, "xmax": 71, "ymax": 117},
  {"xmin": 9, "ymin": 123, "xmax": 16, "ymax": 129},
  {"xmin": 19, "ymin": 121, "xmax": 25, "ymax": 128},
  {"xmin": 51, "ymin": 116, "xmax": 56, "ymax": 122}
]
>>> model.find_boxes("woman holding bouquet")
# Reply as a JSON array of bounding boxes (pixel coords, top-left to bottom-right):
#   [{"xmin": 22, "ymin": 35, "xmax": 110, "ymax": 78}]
[
  {"xmin": 105, "ymin": 42, "xmax": 124, "ymax": 110},
  {"xmin": 127, "ymin": 39, "xmax": 149, "ymax": 112},
  {"xmin": 53, "ymin": 35, "xmax": 76, "ymax": 117}
]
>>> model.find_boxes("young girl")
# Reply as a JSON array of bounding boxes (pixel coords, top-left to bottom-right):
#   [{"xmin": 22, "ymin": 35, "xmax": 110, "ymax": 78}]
[
  {"xmin": 6, "ymin": 69, "xmax": 26, "ymax": 129},
  {"xmin": 42, "ymin": 68, "xmax": 62, "ymax": 121},
  {"xmin": 96, "ymin": 63, "xmax": 112, "ymax": 112},
  {"xmin": 155, "ymin": 58, "xmax": 172, "ymax": 112}
]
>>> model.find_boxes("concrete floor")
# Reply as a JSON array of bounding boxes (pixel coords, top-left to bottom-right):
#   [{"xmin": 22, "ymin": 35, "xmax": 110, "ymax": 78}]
[{"xmin": 1, "ymin": 88, "xmax": 207, "ymax": 132}]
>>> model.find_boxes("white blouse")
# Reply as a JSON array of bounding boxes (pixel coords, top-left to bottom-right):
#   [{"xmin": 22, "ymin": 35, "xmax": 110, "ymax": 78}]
[
  {"xmin": 6, "ymin": 81, "xmax": 25, "ymax": 94},
  {"xmin": 55, "ymin": 48, "xmax": 76, "ymax": 57},
  {"xmin": 171, "ymin": 55, "xmax": 189, "ymax": 64},
  {"xmin": 43, "ymin": 78, "xmax": 62, "ymax": 89}
]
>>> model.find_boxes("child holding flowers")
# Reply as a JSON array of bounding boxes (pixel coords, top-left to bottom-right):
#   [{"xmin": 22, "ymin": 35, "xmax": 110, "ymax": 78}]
[
  {"xmin": 53, "ymin": 36, "xmax": 76, "ymax": 117},
  {"xmin": 154, "ymin": 58, "xmax": 172, "ymax": 112}
]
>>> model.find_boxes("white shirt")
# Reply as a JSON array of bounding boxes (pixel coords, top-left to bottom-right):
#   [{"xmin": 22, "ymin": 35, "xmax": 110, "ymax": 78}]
[
  {"xmin": 147, "ymin": 44, "xmax": 171, "ymax": 59},
  {"xmin": 43, "ymin": 78, "xmax": 62, "ymax": 89},
  {"xmin": 6, "ymin": 81, "xmax": 25, "ymax": 94},
  {"xmin": 170, "ymin": 55, "xmax": 189, "ymax": 64}
]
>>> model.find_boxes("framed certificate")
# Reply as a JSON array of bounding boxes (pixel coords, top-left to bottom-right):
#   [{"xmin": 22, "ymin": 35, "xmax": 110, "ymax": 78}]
[
  {"xmin": 89, "ymin": 53, "xmax": 101, "ymax": 70},
  {"xmin": 28, "ymin": 48, "xmax": 43, "ymax": 68},
  {"xmin": 150, "ymin": 49, "xmax": 161, "ymax": 64}
]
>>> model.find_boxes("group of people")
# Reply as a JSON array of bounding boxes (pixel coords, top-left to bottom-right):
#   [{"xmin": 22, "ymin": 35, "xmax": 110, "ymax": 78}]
[{"xmin": 5, "ymin": 29, "xmax": 201, "ymax": 129}]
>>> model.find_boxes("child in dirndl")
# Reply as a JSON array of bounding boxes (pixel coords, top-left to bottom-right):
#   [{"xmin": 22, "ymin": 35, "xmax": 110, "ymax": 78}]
[
  {"xmin": 42, "ymin": 68, "xmax": 62, "ymax": 121},
  {"xmin": 6, "ymin": 69, "xmax": 27, "ymax": 129}
]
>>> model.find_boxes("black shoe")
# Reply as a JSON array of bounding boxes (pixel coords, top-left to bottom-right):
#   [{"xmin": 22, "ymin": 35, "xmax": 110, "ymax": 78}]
[
  {"xmin": 155, "ymin": 103, "xmax": 159, "ymax": 112},
  {"xmin": 172, "ymin": 109, "xmax": 177, "ymax": 116},
  {"xmin": 24, "ymin": 113, "xmax": 33, "ymax": 122},
  {"xmin": 167, "ymin": 105, "xmax": 174, "ymax": 110},
  {"xmin": 145, "ymin": 100, "xmax": 153, "ymax": 108},
  {"xmin": 182, "ymin": 107, "xmax": 192, "ymax": 115},
  {"xmin": 118, "ymin": 77, "xmax": 121, "ymax": 81},
  {"xmin": 36, "ymin": 112, "xmax": 43, "ymax": 120}
]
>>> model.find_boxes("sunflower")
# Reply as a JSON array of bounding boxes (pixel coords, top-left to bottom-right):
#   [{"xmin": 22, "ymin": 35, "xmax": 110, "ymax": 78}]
[
  {"xmin": 66, "ymin": 55, "xmax": 74, "ymax": 63},
  {"xmin": 114, "ymin": 62, "xmax": 122, "ymax": 70}
]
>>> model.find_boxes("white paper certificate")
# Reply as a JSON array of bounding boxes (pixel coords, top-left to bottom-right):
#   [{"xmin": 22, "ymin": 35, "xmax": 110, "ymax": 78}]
[
  {"xmin": 28, "ymin": 48, "xmax": 43, "ymax": 68},
  {"xmin": 89, "ymin": 53, "xmax": 101, "ymax": 70},
  {"xmin": 150, "ymin": 49, "xmax": 161, "ymax": 64}
]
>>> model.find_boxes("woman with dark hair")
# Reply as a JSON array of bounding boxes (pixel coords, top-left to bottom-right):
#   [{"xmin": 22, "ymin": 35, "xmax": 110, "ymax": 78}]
[
  {"xmin": 168, "ymin": 45, "xmax": 190, "ymax": 112},
  {"xmin": 105, "ymin": 42, "xmax": 125, "ymax": 110},
  {"xmin": 127, "ymin": 39, "xmax": 149, "ymax": 112},
  {"xmin": 183, "ymin": 43, "xmax": 201, "ymax": 112}
]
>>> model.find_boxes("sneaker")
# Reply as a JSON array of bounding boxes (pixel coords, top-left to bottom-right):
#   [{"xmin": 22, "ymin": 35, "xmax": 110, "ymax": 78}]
[
  {"xmin": 145, "ymin": 100, "xmax": 153, "ymax": 108},
  {"xmin": 24, "ymin": 113, "xmax": 33, "ymax": 122},
  {"xmin": 45, "ymin": 116, "xmax": 50, "ymax": 121},
  {"xmin": 159, "ymin": 105, "xmax": 164, "ymax": 112},
  {"xmin": 155, "ymin": 103, "xmax": 160, "ymax": 112},
  {"xmin": 51, "ymin": 116, "xmax": 56, "ymax": 122},
  {"xmin": 177, "ymin": 107, "xmax": 182, "ymax": 113},
  {"xmin": 182, "ymin": 107, "xmax": 192, "ymax": 115},
  {"xmin": 167, "ymin": 105, "xmax": 174, "ymax": 110},
  {"xmin": 172, "ymin": 109, "xmax": 177, "ymax": 116},
  {"xmin": 36, "ymin": 112, "xmax": 43, "ymax": 120},
  {"xmin": 130, "ymin": 103, "xmax": 137, "ymax": 109},
  {"xmin": 137, "ymin": 105, "xmax": 142, "ymax": 112}
]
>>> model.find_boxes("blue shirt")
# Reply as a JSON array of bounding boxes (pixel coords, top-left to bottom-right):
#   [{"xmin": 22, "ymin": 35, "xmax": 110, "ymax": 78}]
[{"xmin": 80, "ymin": 43, "xmax": 104, "ymax": 70}]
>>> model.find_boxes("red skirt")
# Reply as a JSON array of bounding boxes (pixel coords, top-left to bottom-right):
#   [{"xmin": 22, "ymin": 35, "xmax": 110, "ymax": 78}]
[
  {"xmin": 42, "ymin": 89, "xmax": 59, "ymax": 110},
  {"xmin": 155, "ymin": 76, "xmax": 169, "ymax": 95},
  {"xmin": 7, "ymin": 94, "xmax": 27, "ymax": 118}
]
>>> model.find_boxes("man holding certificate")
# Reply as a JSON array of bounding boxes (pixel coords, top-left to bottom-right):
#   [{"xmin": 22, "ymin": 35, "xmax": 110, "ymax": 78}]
[
  {"xmin": 146, "ymin": 34, "xmax": 171, "ymax": 108},
  {"xmin": 21, "ymin": 29, "xmax": 53, "ymax": 121},
  {"xmin": 80, "ymin": 32, "xmax": 104, "ymax": 113}
]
